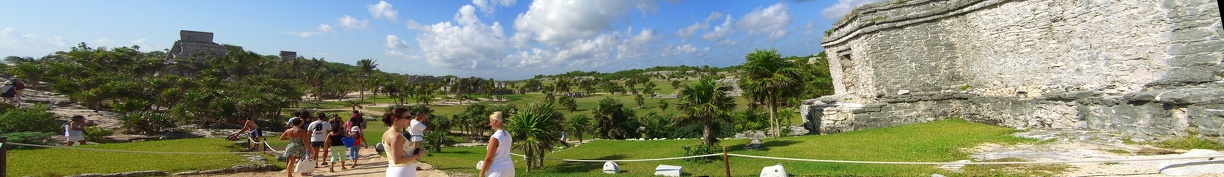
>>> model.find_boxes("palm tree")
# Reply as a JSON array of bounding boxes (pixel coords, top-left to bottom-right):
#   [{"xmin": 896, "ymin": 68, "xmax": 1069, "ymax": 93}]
[
  {"xmin": 676, "ymin": 78, "xmax": 736, "ymax": 147},
  {"xmin": 634, "ymin": 94, "xmax": 646, "ymax": 109},
  {"xmin": 568, "ymin": 114, "xmax": 591, "ymax": 143},
  {"xmin": 507, "ymin": 103, "xmax": 567, "ymax": 172},
  {"xmin": 658, "ymin": 99, "xmax": 669, "ymax": 112},
  {"xmin": 738, "ymin": 49, "xmax": 803, "ymax": 138},
  {"xmin": 356, "ymin": 59, "xmax": 378, "ymax": 103},
  {"xmin": 343, "ymin": 100, "xmax": 362, "ymax": 111}
]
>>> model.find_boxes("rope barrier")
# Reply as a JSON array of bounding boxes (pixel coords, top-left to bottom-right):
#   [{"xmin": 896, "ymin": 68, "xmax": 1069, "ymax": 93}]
[
  {"xmin": 5, "ymin": 142, "xmax": 276, "ymax": 155},
  {"xmin": 510, "ymin": 151, "xmax": 1224, "ymax": 165},
  {"xmin": 9, "ymin": 141, "xmax": 1223, "ymax": 165},
  {"xmin": 726, "ymin": 153, "xmax": 1224, "ymax": 165},
  {"xmin": 511, "ymin": 153, "xmax": 725, "ymax": 162}
]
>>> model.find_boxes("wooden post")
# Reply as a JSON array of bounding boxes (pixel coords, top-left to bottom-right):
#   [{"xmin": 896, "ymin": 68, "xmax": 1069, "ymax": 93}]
[
  {"xmin": 2, "ymin": 136, "xmax": 8, "ymax": 177},
  {"xmin": 723, "ymin": 146, "xmax": 730, "ymax": 177}
]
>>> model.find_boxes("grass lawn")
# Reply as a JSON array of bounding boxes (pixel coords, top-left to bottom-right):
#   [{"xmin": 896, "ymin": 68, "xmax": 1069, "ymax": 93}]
[
  {"xmin": 426, "ymin": 119, "xmax": 1040, "ymax": 176},
  {"xmin": 6, "ymin": 138, "xmax": 254, "ymax": 177}
]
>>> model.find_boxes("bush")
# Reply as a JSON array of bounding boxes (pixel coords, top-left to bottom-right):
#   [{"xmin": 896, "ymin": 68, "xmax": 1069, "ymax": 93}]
[
  {"xmin": 85, "ymin": 127, "xmax": 114, "ymax": 143},
  {"xmin": 1, "ymin": 132, "xmax": 56, "ymax": 149},
  {"xmin": 681, "ymin": 144, "xmax": 720, "ymax": 163},
  {"xmin": 1154, "ymin": 136, "xmax": 1224, "ymax": 150},
  {"xmin": 0, "ymin": 104, "xmax": 60, "ymax": 134}
]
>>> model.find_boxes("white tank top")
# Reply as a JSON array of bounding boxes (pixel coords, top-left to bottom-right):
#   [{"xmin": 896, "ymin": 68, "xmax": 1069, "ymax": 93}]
[
  {"xmin": 488, "ymin": 130, "xmax": 514, "ymax": 171},
  {"xmin": 64, "ymin": 123, "xmax": 83, "ymax": 137}
]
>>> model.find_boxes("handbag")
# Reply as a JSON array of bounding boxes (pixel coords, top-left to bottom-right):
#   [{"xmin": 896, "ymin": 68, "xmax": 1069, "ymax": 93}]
[{"xmin": 295, "ymin": 155, "xmax": 316, "ymax": 174}]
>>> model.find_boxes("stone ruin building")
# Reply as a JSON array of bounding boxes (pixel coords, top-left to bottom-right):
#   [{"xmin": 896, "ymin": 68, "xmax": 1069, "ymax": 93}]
[
  {"xmin": 801, "ymin": 0, "xmax": 1222, "ymax": 142},
  {"xmin": 280, "ymin": 51, "xmax": 297, "ymax": 61},
  {"xmin": 166, "ymin": 30, "xmax": 227, "ymax": 60}
]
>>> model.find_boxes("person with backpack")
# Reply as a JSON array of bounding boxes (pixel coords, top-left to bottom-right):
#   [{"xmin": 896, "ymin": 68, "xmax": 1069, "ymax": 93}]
[
  {"xmin": 12, "ymin": 77, "xmax": 24, "ymax": 104},
  {"xmin": 349, "ymin": 110, "xmax": 368, "ymax": 148},
  {"xmin": 306, "ymin": 112, "xmax": 331, "ymax": 167},
  {"xmin": 0, "ymin": 80, "xmax": 15, "ymax": 105}
]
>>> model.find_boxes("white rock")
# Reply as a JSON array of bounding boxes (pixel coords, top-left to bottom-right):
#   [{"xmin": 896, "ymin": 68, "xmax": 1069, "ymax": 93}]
[
  {"xmin": 760, "ymin": 164, "xmax": 787, "ymax": 177},
  {"xmin": 1158, "ymin": 149, "xmax": 1224, "ymax": 176},
  {"xmin": 603, "ymin": 161, "xmax": 620, "ymax": 174},
  {"xmin": 654, "ymin": 165, "xmax": 682, "ymax": 177}
]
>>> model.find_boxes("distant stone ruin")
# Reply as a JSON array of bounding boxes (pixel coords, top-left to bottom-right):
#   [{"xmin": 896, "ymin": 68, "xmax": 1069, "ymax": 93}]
[
  {"xmin": 802, "ymin": 0, "xmax": 1222, "ymax": 141},
  {"xmin": 166, "ymin": 30, "xmax": 227, "ymax": 60},
  {"xmin": 280, "ymin": 51, "xmax": 297, "ymax": 61}
]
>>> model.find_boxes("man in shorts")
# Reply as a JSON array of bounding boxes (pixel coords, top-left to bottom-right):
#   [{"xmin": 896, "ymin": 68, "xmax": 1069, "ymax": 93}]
[{"xmin": 306, "ymin": 113, "xmax": 331, "ymax": 167}]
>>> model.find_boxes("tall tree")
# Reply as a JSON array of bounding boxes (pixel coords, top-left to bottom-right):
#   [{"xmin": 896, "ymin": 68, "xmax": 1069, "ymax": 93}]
[
  {"xmin": 568, "ymin": 114, "xmax": 591, "ymax": 143},
  {"xmin": 507, "ymin": 103, "xmax": 567, "ymax": 171},
  {"xmin": 676, "ymin": 78, "xmax": 737, "ymax": 147},
  {"xmin": 356, "ymin": 59, "xmax": 378, "ymax": 103},
  {"xmin": 738, "ymin": 49, "xmax": 803, "ymax": 138}
]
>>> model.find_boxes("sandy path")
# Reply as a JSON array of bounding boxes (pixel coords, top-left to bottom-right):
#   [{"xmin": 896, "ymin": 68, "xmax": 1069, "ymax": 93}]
[{"xmin": 189, "ymin": 147, "xmax": 451, "ymax": 177}]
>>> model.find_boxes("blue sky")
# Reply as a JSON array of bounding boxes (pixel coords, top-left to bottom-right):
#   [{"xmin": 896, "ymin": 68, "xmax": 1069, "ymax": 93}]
[{"xmin": 0, "ymin": 0, "xmax": 882, "ymax": 80}]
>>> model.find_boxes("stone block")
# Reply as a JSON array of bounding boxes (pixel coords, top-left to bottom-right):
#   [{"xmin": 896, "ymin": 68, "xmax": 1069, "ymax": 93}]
[{"xmin": 654, "ymin": 165, "xmax": 683, "ymax": 177}]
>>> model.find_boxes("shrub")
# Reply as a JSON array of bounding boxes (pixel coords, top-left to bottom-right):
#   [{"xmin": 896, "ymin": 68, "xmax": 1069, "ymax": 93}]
[
  {"xmin": 85, "ymin": 127, "xmax": 114, "ymax": 143},
  {"xmin": 681, "ymin": 144, "xmax": 720, "ymax": 163},
  {"xmin": 0, "ymin": 104, "xmax": 59, "ymax": 134},
  {"xmin": 1, "ymin": 132, "xmax": 56, "ymax": 149},
  {"xmin": 1154, "ymin": 136, "xmax": 1224, "ymax": 150}
]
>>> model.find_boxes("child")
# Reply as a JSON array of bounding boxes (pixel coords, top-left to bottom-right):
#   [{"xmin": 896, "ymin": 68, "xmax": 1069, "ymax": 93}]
[{"xmin": 346, "ymin": 125, "xmax": 362, "ymax": 169}]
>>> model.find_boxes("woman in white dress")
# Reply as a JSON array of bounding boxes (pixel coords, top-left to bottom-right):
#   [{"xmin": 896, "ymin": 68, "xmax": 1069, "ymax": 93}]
[
  {"xmin": 480, "ymin": 111, "xmax": 514, "ymax": 177},
  {"xmin": 382, "ymin": 107, "xmax": 423, "ymax": 177}
]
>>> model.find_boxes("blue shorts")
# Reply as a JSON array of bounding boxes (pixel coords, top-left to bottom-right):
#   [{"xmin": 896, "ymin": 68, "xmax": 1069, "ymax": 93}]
[
  {"xmin": 348, "ymin": 146, "xmax": 361, "ymax": 160},
  {"xmin": 249, "ymin": 128, "xmax": 263, "ymax": 140}
]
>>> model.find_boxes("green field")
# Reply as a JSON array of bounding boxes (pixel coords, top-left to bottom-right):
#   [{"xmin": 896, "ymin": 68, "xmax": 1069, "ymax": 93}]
[
  {"xmin": 6, "ymin": 138, "xmax": 253, "ymax": 177},
  {"xmin": 425, "ymin": 119, "xmax": 1045, "ymax": 176}
]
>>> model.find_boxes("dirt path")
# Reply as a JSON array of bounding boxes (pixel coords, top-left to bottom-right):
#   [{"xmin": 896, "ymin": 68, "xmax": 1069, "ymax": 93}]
[
  {"xmin": 189, "ymin": 147, "xmax": 451, "ymax": 177},
  {"xmin": 968, "ymin": 131, "xmax": 1224, "ymax": 177}
]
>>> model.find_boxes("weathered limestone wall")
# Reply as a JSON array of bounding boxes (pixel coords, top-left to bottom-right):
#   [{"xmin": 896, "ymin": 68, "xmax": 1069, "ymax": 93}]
[
  {"xmin": 805, "ymin": 0, "xmax": 1223, "ymax": 141},
  {"xmin": 166, "ymin": 30, "xmax": 227, "ymax": 60}
]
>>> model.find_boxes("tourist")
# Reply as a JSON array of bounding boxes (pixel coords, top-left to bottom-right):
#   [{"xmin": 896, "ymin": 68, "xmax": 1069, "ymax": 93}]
[
  {"xmin": 63, "ymin": 115, "xmax": 87, "ymax": 146},
  {"xmin": 326, "ymin": 114, "xmax": 348, "ymax": 172},
  {"xmin": 0, "ymin": 80, "xmax": 15, "ymax": 104},
  {"xmin": 280, "ymin": 118, "xmax": 314, "ymax": 177},
  {"xmin": 350, "ymin": 110, "xmax": 368, "ymax": 148},
  {"xmin": 287, "ymin": 110, "xmax": 306, "ymax": 129},
  {"xmin": 12, "ymin": 77, "xmax": 24, "ymax": 104},
  {"xmin": 346, "ymin": 124, "xmax": 362, "ymax": 169},
  {"xmin": 408, "ymin": 111, "xmax": 428, "ymax": 167},
  {"xmin": 230, "ymin": 117, "xmax": 262, "ymax": 150},
  {"xmin": 383, "ymin": 107, "xmax": 423, "ymax": 177},
  {"xmin": 480, "ymin": 111, "xmax": 513, "ymax": 177},
  {"xmin": 307, "ymin": 112, "xmax": 331, "ymax": 167}
]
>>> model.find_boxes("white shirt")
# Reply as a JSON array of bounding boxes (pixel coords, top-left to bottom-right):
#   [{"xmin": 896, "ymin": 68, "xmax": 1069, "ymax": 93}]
[
  {"xmin": 307, "ymin": 120, "xmax": 331, "ymax": 142},
  {"xmin": 408, "ymin": 119, "xmax": 427, "ymax": 142},
  {"xmin": 487, "ymin": 130, "xmax": 514, "ymax": 171},
  {"xmin": 64, "ymin": 123, "xmax": 83, "ymax": 137}
]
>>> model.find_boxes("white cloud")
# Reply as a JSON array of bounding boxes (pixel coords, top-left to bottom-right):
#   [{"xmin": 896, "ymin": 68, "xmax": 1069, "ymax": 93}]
[
  {"xmin": 46, "ymin": 36, "xmax": 65, "ymax": 47},
  {"xmin": 820, "ymin": 0, "xmax": 884, "ymax": 20},
  {"xmin": 291, "ymin": 24, "xmax": 335, "ymax": 38},
  {"xmin": 384, "ymin": 49, "xmax": 406, "ymax": 58},
  {"xmin": 473, "ymin": 0, "xmax": 516, "ymax": 15},
  {"xmin": 131, "ymin": 39, "xmax": 147, "ymax": 45},
  {"xmin": 511, "ymin": 0, "xmax": 657, "ymax": 46},
  {"xmin": 368, "ymin": 1, "xmax": 398, "ymax": 22},
  {"xmin": 414, "ymin": 5, "xmax": 511, "ymax": 69},
  {"xmin": 737, "ymin": 3, "xmax": 791, "ymax": 39},
  {"xmin": 701, "ymin": 14, "xmax": 733, "ymax": 41},
  {"xmin": 801, "ymin": 21, "xmax": 817, "ymax": 37},
  {"xmin": 676, "ymin": 12, "xmax": 723, "ymax": 38},
  {"xmin": 93, "ymin": 38, "xmax": 114, "ymax": 47},
  {"xmin": 385, "ymin": 35, "xmax": 410, "ymax": 49},
  {"xmin": 0, "ymin": 27, "xmax": 14, "ymax": 38},
  {"xmin": 339, "ymin": 15, "xmax": 370, "ymax": 30}
]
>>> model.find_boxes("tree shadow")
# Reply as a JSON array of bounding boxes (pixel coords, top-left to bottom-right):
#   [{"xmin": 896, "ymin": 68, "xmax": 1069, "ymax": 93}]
[
  {"xmin": 725, "ymin": 140, "xmax": 801, "ymax": 151},
  {"xmin": 550, "ymin": 155, "xmax": 629, "ymax": 173}
]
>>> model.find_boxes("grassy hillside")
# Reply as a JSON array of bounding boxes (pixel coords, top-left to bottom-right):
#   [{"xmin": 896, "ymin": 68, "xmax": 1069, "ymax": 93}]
[{"xmin": 425, "ymin": 119, "xmax": 1041, "ymax": 176}]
